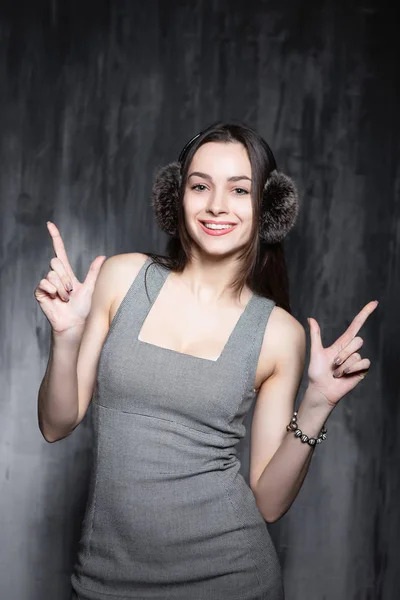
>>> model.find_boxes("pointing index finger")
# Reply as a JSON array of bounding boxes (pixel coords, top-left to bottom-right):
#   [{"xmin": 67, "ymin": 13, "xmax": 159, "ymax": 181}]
[
  {"xmin": 47, "ymin": 221, "xmax": 75, "ymax": 281},
  {"xmin": 333, "ymin": 301, "xmax": 378, "ymax": 351}
]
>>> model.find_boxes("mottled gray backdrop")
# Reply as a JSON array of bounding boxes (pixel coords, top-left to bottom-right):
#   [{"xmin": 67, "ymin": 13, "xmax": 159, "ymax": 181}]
[{"xmin": 0, "ymin": 1, "xmax": 399, "ymax": 599}]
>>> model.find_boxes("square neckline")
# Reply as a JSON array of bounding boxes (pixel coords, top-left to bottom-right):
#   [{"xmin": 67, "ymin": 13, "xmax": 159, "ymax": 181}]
[{"xmin": 136, "ymin": 259, "xmax": 256, "ymax": 364}]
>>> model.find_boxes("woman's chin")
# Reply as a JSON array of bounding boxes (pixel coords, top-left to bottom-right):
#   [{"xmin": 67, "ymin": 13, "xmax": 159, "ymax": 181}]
[{"xmin": 195, "ymin": 241, "xmax": 243, "ymax": 259}]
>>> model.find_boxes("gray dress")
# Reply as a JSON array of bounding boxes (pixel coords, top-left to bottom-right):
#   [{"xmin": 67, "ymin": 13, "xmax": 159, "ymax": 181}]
[{"xmin": 70, "ymin": 256, "xmax": 284, "ymax": 600}]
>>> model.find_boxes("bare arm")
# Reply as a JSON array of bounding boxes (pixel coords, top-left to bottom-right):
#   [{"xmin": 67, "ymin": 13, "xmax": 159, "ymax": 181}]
[
  {"xmin": 253, "ymin": 385, "xmax": 333, "ymax": 523},
  {"xmin": 37, "ymin": 254, "xmax": 115, "ymax": 442},
  {"xmin": 250, "ymin": 299, "xmax": 375, "ymax": 522},
  {"xmin": 249, "ymin": 307, "xmax": 334, "ymax": 523},
  {"xmin": 38, "ymin": 253, "xmax": 150, "ymax": 442},
  {"xmin": 35, "ymin": 223, "xmax": 149, "ymax": 443},
  {"xmin": 38, "ymin": 325, "xmax": 85, "ymax": 442}
]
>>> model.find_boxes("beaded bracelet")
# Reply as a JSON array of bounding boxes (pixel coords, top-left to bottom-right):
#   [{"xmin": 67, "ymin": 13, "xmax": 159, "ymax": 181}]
[{"xmin": 286, "ymin": 411, "xmax": 327, "ymax": 446}]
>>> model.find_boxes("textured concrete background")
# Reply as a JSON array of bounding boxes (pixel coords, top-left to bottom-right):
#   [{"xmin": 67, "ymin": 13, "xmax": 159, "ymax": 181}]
[{"xmin": 0, "ymin": 1, "xmax": 399, "ymax": 598}]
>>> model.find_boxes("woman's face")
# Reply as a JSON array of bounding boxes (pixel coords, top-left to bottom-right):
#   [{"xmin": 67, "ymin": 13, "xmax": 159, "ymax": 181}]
[{"xmin": 182, "ymin": 141, "xmax": 254, "ymax": 257}]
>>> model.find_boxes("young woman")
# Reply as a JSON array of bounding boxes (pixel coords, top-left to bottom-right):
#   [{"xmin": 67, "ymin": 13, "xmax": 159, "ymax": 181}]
[{"xmin": 35, "ymin": 122, "xmax": 377, "ymax": 600}]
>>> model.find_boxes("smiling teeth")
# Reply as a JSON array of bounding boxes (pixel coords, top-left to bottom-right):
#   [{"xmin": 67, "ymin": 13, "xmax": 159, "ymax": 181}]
[{"xmin": 203, "ymin": 223, "xmax": 235, "ymax": 229}]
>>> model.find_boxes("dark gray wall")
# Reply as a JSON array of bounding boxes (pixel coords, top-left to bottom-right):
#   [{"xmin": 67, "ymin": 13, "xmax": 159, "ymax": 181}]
[{"xmin": 0, "ymin": 1, "xmax": 399, "ymax": 598}]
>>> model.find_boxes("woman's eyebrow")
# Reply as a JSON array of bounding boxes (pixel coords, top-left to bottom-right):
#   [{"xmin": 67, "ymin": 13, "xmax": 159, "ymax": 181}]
[{"xmin": 188, "ymin": 171, "xmax": 251, "ymax": 182}]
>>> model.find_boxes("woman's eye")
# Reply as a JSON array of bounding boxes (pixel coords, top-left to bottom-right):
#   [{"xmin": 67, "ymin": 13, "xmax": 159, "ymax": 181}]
[{"xmin": 190, "ymin": 184, "xmax": 249, "ymax": 195}]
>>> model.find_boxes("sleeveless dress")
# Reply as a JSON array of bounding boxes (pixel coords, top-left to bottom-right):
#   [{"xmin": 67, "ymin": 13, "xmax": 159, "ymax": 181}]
[{"xmin": 70, "ymin": 256, "xmax": 284, "ymax": 600}]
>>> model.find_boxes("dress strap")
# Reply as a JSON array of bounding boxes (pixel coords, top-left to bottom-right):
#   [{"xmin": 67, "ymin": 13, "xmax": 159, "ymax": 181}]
[{"xmin": 242, "ymin": 294, "xmax": 276, "ymax": 394}]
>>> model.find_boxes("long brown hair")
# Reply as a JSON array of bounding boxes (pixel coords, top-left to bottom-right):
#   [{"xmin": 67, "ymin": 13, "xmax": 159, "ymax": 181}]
[{"xmin": 145, "ymin": 120, "xmax": 292, "ymax": 314}]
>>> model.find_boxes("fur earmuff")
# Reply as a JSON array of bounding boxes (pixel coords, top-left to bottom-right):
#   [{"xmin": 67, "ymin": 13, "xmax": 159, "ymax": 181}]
[
  {"xmin": 151, "ymin": 163, "xmax": 299, "ymax": 243},
  {"xmin": 259, "ymin": 170, "xmax": 299, "ymax": 244},
  {"xmin": 151, "ymin": 162, "xmax": 181, "ymax": 237}
]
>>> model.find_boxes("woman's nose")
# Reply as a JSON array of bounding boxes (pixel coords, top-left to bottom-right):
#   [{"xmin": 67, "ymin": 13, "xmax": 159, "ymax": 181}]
[{"xmin": 206, "ymin": 188, "xmax": 228, "ymax": 212}]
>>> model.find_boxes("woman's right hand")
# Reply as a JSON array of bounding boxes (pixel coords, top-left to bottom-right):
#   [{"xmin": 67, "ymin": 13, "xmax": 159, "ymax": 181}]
[{"xmin": 34, "ymin": 222, "xmax": 107, "ymax": 335}]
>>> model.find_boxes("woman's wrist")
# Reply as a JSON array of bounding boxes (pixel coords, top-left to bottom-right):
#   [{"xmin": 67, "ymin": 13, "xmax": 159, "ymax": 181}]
[{"xmin": 291, "ymin": 386, "xmax": 335, "ymax": 440}]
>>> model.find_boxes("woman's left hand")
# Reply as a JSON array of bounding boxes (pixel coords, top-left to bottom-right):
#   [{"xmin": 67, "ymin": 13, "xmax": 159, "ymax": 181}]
[{"xmin": 307, "ymin": 300, "xmax": 379, "ymax": 408}]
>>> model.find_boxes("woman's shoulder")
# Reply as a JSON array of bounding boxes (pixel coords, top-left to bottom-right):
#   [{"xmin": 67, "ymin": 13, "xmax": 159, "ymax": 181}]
[
  {"xmin": 101, "ymin": 252, "xmax": 150, "ymax": 283},
  {"xmin": 267, "ymin": 303, "xmax": 305, "ymax": 338},
  {"xmin": 104, "ymin": 252, "xmax": 149, "ymax": 271},
  {"xmin": 102, "ymin": 252, "xmax": 149, "ymax": 308},
  {"xmin": 267, "ymin": 303, "xmax": 306, "ymax": 351},
  {"xmin": 258, "ymin": 301, "xmax": 306, "ymax": 374},
  {"xmin": 252, "ymin": 300, "xmax": 306, "ymax": 388}
]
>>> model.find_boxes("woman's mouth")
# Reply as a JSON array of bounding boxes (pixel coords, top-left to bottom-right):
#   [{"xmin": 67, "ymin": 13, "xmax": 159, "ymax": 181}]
[{"xmin": 198, "ymin": 221, "xmax": 238, "ymax": 236}]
